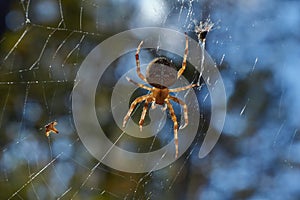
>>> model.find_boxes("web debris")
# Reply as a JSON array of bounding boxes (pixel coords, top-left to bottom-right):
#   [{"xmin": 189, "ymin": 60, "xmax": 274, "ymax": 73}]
[
  {"xmin": 195, "ymin": 17, "xmax": 215, "ymax": 45},
  {"xmin": 194, "ymin": 17, "xmax": 215, "ymax": 85}
]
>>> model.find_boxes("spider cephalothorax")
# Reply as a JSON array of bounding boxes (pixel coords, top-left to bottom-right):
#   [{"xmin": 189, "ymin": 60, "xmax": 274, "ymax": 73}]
[{"xmin": 123, "ymin": 33, "xmax": 198, "ymax": 158}]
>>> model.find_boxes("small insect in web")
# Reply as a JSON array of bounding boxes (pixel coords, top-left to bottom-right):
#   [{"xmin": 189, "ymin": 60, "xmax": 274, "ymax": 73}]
[
  {"xmin": 45, "ymin": 121, "xmax": 59, "ymax": 137},
  {"xmin": 194, "ymin": 18, "xmax": 214, "ymax": 44},
  {"xmin": 123, "ymin": 33, "xmax": 198, "ymax": 158}
]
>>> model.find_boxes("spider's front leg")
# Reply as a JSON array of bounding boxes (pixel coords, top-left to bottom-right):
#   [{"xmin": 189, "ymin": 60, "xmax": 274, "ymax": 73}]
[
  {"xmin": 126, "ymin": 77, "xmax": 152, "ymax": 91},
  {"xmin": 135, "ymin": 41, "xmax": 148, "ymax": 82},
  {"xmin": 165, "ymin": 99, "xmax": 179, "ymax": 158},
  {"xmin": 123, "ymin": 94, "xmax": 151, "ymax": 128},
  {"xmin": 177, "ymin": 33, "xmax": 189, "ymax": 79},
  {"xmin": 169, "ymin": 83, "xmax": 198, "ymax": 93}
]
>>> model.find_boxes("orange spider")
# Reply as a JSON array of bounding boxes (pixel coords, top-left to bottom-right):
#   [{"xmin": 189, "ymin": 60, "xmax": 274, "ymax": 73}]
[
  {"xmin": 122, "ymin": 33, "xmax": 198, "ymax": 158},
  {"xmin": 45, "ymin": 121, "xmax": 59, "ymax": 137}
]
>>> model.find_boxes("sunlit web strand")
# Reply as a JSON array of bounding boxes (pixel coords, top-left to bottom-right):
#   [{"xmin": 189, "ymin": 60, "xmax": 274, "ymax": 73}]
[
  {"xmin": 3, "ymin": 27, "xmax": 29, "ymax": 62},
  {"xmin": 0, "ymin": 86, "xmax": 10, "ymax": 129},
  {"xmin": 168, "ymin": 120, "xmax": 206, "ymax": 191},
  {"xmin": 132, "ymin": 151, "xmax": 168, "ymax": 200},
  {"xmin": 285, "ymin": 129, "xmax": 299, "ymax": 168},
  {"xmin": 32, "ymin": 23, "xmax": 105, "ymax": 37},
  {"xmin": 0, "ymin": 80, "xmax": 73, "ymax": 85},
  {"xmin": 29, "ymin": 21, "xmax": 66, "ymax": 70},
  {"xmin": 60, "ymin": 34, "xmax": 86, "ymax": 81},
  {"xmin": 57, "ymin": 187, "xmax": 72, "ymax": 200},
  {"xmin": 70, "ymin": 131, "xmax": 127, "ymax": 199},
  {"xmin": 7, "ymin": 135, "xmax": 81, "ymax": 198},
  {"xmin": 8, "ymin": 153, "xmax": 62, "ymax": 200}
]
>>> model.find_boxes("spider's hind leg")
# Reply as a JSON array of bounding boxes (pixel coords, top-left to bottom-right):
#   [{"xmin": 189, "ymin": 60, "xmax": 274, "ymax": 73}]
[
  {"xmin": 139, "ymin": 98, "xmax": 153, "ymax": 131},
  {"xmin": 126, "ymin": 77, "xmax": 152, "ymax": 91},
  {"xmin": 169, "ymin": 96, "xmax": 188, "ymax": 129},
  {"xmin": 165, "ymin": 99, "xmax": 179, "ymax": 158},
  {"xmin": 123, "ymin": 94, "xmax": 151, "ymax": 128}
]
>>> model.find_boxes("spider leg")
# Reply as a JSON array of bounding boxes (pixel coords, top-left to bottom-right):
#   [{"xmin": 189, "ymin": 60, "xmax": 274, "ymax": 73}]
[
  {"xmin": 135, "ymin": 41, "xmax": 148, "ymax": 82},
  {"xmin": 169, "ymin": 83, "xmax": 198, "ymax": 93},
  {"xmin": 151, "ymin": 101, "xmax": 157, "ymax": 109},
  {"xmin": 139, "ymin": 98, "xmax": 153, "ymax": 131},
  {"xmin": 177, "ymin": 33, "xmax": 189, "ymax": 79},
  {"xmin": 126, "ymin": 77, "xmax": 152, "ymax": 91},
  {"xmin": 169, "ymin": 96, "xmax": 188, "ymax": 129},
  {"xmin": 123, "ymin": 94, "xmax": 151, "ymax": 128},
  {"xmin": 165, "ymin": 99, "xmax": 179, "ymax": 158},
  {"xmin": 161, "ymin": 103, "xmax": 167, "ymax": 111}
]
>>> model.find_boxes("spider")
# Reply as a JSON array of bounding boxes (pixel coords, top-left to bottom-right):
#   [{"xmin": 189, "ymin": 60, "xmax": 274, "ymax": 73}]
[
  {"xmin": 45, "ymin": 121, "xmax": 59, "ymax": 137},
  {"xmin": 122, "ymin": 33, "xmax": 198, "ymax": 158}
]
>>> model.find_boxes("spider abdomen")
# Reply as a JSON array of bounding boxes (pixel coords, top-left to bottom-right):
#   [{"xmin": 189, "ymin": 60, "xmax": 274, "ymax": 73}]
[
  {"xmin": 146, "ymin": 57, "xmax": 177, "ymax": 88},
  {"xmin": 152, "ymin": 88, "xmax": 169, "ymax": 105}
]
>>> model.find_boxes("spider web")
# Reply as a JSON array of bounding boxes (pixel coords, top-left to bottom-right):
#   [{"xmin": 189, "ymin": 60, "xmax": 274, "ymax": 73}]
[{"xmin": 1, "ymin": 0, "xmax": 300, "ymax": 199}]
